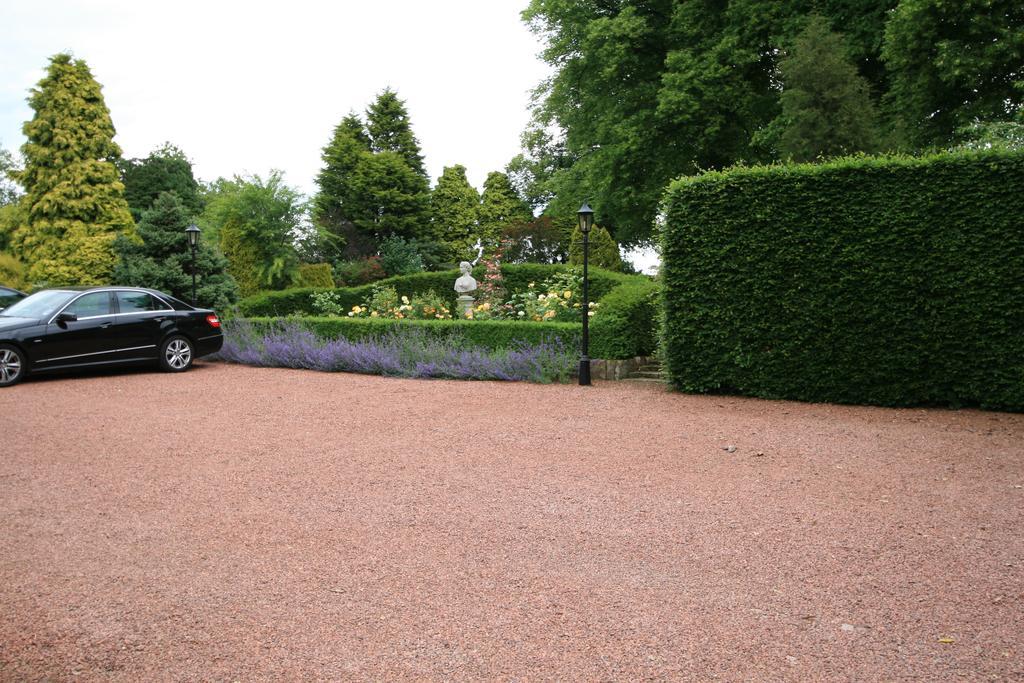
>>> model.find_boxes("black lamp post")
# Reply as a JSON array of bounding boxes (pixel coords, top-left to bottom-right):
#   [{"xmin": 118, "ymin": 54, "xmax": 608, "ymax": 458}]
[
  {"xmin": 577, "ymin": 202, "xmax": 594, "ymax": 386},
  {"xmin": 185, "ymin": 224, "xmax": 200, "ymax": 305}
]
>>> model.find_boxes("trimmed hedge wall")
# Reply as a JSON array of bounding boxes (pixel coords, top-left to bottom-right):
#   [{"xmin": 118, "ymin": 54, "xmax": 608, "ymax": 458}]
[
  {"xmin": 590, "ymin": 279, "xmax": 661, "ymax": 360},
  {"xmin": 661, "ymin": 151, "xmax": 1024, "ymax": 410},
  {"xmin": 234, "ymin": 262, "xmax": 655, "ymax": 360},
  {"xmin": 235, "ymin": 316, "xmax": 581, "ymax": 351},
  {"xmin": 236, "ymin": 264, "xmax": 633, "ymax": 319}
]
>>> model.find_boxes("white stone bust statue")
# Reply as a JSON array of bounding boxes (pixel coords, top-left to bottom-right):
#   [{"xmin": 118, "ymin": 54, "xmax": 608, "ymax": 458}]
[{"xmin": 454, "ymin": 261, "xmax": 478, "ymax": 294}]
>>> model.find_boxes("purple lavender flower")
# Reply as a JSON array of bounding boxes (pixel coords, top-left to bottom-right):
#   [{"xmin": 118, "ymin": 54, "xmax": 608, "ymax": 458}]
[{"xmin": 215, "ymin": 320, "xmax": 576, "ymax": 383}]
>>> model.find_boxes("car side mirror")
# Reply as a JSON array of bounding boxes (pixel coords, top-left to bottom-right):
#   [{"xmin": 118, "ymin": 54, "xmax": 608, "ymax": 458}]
[{"xmin": 56, "ymin": 312, "xmax": 78, "ymax": 323}]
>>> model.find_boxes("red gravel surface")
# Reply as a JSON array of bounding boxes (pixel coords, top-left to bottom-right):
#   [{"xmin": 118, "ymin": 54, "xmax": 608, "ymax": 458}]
[{"xmin": 2, "ymin": 362, "xmax": 1023, "ymax": 681}]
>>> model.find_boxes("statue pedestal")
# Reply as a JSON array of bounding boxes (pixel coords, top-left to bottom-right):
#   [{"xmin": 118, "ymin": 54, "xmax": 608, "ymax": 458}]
[{"xmin": 457, "ymin": 295, "xmax": 475, "ymax": 318}]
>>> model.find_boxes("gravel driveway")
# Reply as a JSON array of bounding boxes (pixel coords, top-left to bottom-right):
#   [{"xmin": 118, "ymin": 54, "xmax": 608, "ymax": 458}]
[{"xmin": 2, "ymin": 362, "xmax": 1022, "ymax": 680}]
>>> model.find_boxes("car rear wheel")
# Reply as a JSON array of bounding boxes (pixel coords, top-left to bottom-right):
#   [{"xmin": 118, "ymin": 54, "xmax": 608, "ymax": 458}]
[
  {"xmin": 160, "ymin": 335, "xmax": 194, "ymax": 373},
  {"xmin": 0, "ymin": 344, "xmax": 26, "ymax": 387}
]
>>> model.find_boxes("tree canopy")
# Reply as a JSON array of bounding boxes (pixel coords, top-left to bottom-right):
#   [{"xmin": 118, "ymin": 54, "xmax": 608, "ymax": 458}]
[
  {"xmin": 313, "ymin": 93, "xmax": 431, "ymax": 259},
  {"xmin": 478, "ymin": 171, "xmax": 531, "ymax": 245},
  {"xmin": 11, "ymin": 53, "xmax": 135, "ymax": 286},
  {"xmin": 119, "ymin": 143, "xmax": 203, "ymax": 221},
  {"xmin": 429, "ymin": 164, "xmax": 480, "ymax": 259},
  {"xmin": 115, "ymin": 191, "xmax": 238, "ymax": 309},
  {"xmin": 515, "ymin": 0, "xmax": 1022, "ymax": 243},
  {"xmin": 758, "ymin": 15, "xmax": 880, "ymax": 161},
  {"xmin": 882, "ymin": 0, "xmax": 1024, "ymax": 147},
  {"xmin": 204, "ymin": 172, "xmax": 304, "ymax": 296}
]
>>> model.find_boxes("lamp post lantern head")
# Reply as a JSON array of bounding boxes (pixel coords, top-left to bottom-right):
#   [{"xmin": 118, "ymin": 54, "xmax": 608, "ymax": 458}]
[
  {"xmin": 185, "ymin": 224, "xmax": 201, "ymax": 249},
  {"xmin": 577, "ymin": 203, "xmax": 594, "ymax": 234}
]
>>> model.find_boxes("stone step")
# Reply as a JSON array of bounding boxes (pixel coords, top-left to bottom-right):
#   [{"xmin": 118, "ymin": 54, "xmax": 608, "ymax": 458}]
[
  {"xmin": 630, "ymin": 370, "xmax": 667, "ymax": 379},
  {"xmin": 636, "ymin": 365, "xmax": 664, "ymax": 373},
  {"xmin": 622, "ymin": 376, "xmax": 668, "ymax": 384}
]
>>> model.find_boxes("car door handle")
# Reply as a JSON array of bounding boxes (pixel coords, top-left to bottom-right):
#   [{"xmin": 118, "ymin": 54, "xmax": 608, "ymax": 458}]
[{"xmin": 100, "ymin": 322, "xmax": 112, "ymax": 329}]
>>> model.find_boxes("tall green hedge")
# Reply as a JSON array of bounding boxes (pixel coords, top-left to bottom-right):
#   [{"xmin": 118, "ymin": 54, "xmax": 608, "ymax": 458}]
[
  {"xmin": 661, "ymin": 151, "xmax": 1024, "ymax": 410},
  {"xmin": 235, "ymin": 317, "xmax": 581, "ymax": 351},
  {"xmin": 591, "ymin": 279, "xmax": 661, "ymax": 359}
]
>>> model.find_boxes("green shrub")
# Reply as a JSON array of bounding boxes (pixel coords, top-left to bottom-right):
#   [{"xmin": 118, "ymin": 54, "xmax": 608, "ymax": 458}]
[
  {"xmin": 661, "ymin": 150, "xmax": 1024, "ymax": 410},
  {"xmin": 296, "ymin": 263, "xmax": 335, "ymax": 288},
  {"xmin": 332, "ymin": 257, "xmax": 387, "ymax": 286},
  {"xmin": 236, "ymin": 316, "xmax": 581, "ymax": 351},
  {"xmin": 591, "ymin": 278, "xmax": 660, "ymax": 359},
  {"xmin": 0, "ymin": 252, "xmax": 27, "ymax": 290}
]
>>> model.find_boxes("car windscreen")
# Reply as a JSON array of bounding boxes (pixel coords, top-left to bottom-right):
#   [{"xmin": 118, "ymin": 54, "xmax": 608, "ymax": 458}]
[{"xmin": 0, "ymin": 290, "xmax": 76, "ymax": 319}]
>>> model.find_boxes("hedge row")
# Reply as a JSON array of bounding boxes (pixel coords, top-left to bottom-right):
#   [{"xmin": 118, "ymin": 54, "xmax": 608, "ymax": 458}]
[
  {"xmin": 234, "ymin": 316, "xmax": 582, "ymax": 351},
  {"xmin": 661, "ymin": 150, "xmax": 1024, "ymax": 410},
  {"xmin": 235, "ymin": 264, "xmax": 633, "ymax": 318},
  {"xmin": 590, "ymin": 279, "xmax": 661, "ymax": 360}
]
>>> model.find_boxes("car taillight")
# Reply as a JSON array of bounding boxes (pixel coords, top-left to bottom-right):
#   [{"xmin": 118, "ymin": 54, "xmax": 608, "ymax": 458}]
[{"xmin": 206, "ymin": 314, "xmax": 221, "ymax": 328}]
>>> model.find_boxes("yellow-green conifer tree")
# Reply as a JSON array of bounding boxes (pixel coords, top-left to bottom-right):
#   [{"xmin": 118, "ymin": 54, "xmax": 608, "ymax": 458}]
[{"xmin": 12, "ymin": 53, "xmax": 135, "ymax": 285}]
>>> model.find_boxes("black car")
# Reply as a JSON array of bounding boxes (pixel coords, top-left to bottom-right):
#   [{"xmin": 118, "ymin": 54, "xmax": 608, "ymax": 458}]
[
  {"xmin": 0, "ymin": 286, "xmax": 223, "ymax": 387},
  {"xmin": 0, "ymin": 286, "xmax": 25, "ymax": 311}
]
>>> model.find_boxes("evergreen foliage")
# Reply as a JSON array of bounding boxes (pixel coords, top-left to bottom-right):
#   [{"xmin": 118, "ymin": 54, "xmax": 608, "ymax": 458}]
[
  {"xmin": 366, "ymin": 89, "xmax": 427, "ymax": 178},
  {"xmin": 429, "ymin": 165, "xmax": 479, "ymax": 257},
  {"xmin": 500, "ymin": 215, "xmax": 570, "ymax": 264},
  {"xmin": 0, "ymin": 252, "xmax": 27, "ymax": 290},
  {"xmin": 478, "ymin": 171, "xmax": 531, "ymax": 244},
  {"xmin": 660, "ymin": 151, "xmax": 1024, "ymax": 410},
  {"xmin": 351, "ymin": 151, "xmax": 431, "ymax": 241},
  {"xmin": 0, "ymin": 145, "xmax": 20, "ymax": 207},
  {"xmin": 114, "ymin": 192, "xmax": 238, "ymax": 310},
  {"xmin": 569, "ymin": 225, "xmax": 622, "ymax": 271},
  {"xmin": 204, "ymin": 172, "xmax": 303, "ymax": 297},
  {"xmin": 758, "ymin": 15, "xmax": 880, "ymax": 161},
  {"xmin": 119, "ymin": 143, "xmax": 202, "ymax": 221},
  {"xmin": 11, "ymin": 53, "xmax": 135, "ymax": 286},
  {"xmin": 882, "ymin": 0, "xmax": 1024, "ymax": 147},
  {"xmin": 378, "ymin": 235, "xmax": 425, "ymax": 276},
  {"xmin": 314, "ymin": 113, "xmax": 373, "ymax": 257},
  {"xmin": 296, "ymin": 263, "xmax": 336, "ymax": 288},
  {"xmin": 314, "ymin": 97, "xmax": 431, "ymax": 257}
]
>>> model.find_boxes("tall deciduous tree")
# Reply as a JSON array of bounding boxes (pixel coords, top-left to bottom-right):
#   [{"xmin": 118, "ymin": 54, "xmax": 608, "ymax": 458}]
[
  {"xmin": 758, "ymin": 15, "xmax": 880, "ymax": 161},
  {"xmin": 114, "ymin": 192, "xmax": 238, "ymax": 309},
  {"xmin": 11, "ymin": 53, "xmax": 135, "ymax": 285},
  {"xmin": 119, "ymin": 143, "xmax": 203, "ymax": 221},
  {"xmin": 478, "ymin": 171, "xmax": 531, "ymax": 244},
  {"xmin": 429, "ymin": 165, "xmax": 480, "ymax": 258},
  {"xmin": 882, "ymin": 0, "xmax": 1024, "ymax": 147},
  {"xmin": 517, "ymin": 1, "xmax": 898, "ymax": 244},
  {"xmin": 204, "ymin": 172, "xmax": 303, "ymax": 296},
  {"xmin": 367, "ymin": 89, "xmax": 428, "ymax": 179}
]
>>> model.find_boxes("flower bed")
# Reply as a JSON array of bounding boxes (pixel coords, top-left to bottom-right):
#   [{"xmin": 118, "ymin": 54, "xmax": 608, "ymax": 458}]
[{"xmin": 217, "ymin": 320, "xmax": 577, "ymax": 383}]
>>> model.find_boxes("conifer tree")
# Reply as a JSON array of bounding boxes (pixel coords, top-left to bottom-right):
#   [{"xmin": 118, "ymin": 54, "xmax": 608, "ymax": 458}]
[
  {"xmin": 429, "ymin": 165, "xmax": 480, "ymax": 258},
  {"xmin": 569, "ymin": 224, "xmax": 622, "ymax": 272},
  {"xmin": 759, "ymin": 15, "xmax": 880, "ymax": 161},
  {"xmin": 119, "ymin": 143, "xmax": 202, "ymax": 221},
  {"xmin": 366, "ymin": 89, "xmax": 428, "ymax": 178},
  {"xmin": 12, "ymin": 53, "xmax": 135, "ymax": 285},
  {"xmin": 313, "ymin": 113, "xmax": 374, "ymax": 256},
  {"xmin": 478, "ymin": 171, "xmax": 531, "ymax": 244},
  {"xmin": 114, "ymin": 192, "xmax": 238, "ymax": 309}
]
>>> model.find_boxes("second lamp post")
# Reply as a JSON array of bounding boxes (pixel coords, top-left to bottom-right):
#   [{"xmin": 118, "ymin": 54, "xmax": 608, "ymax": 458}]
[
  {"xmin": 185, "ymin": 224, "xmax": 200, "ymax": 305},
  {"xmin": 577, "ymin": 202, "xmax": 594, "ymax": 386}
]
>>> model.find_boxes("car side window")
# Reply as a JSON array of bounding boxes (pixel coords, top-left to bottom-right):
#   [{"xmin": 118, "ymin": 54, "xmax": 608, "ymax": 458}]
[
  {"xmin": 117, "ymin": 291, "xmax": 169, "ymax": 313},
  {"xmin": 64, "ymin": 292, "xmax": 113, "ymax": 318}
]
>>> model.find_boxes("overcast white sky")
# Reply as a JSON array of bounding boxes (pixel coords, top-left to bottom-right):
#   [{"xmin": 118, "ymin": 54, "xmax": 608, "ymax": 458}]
[{"xmin": 0, "ymin": 0, "xmax": 551, "ymax": 194}]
